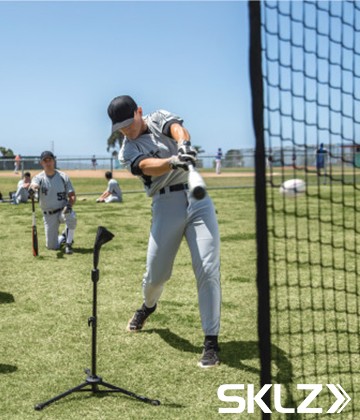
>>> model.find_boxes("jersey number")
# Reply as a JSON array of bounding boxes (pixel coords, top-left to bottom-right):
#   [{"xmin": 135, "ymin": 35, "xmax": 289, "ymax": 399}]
[{"xmin": 57, "ymin": 192, "xmax": 66, "ymax": 201}]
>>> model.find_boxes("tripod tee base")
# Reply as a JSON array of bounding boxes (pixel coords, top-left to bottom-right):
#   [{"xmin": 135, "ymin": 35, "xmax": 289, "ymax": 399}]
[
  {"xmin": 35, "ymin": 227, "xmax": 160, "ymax": 411},
  {"xmin": 34, "ymin": 371, "xmax": 160, "ymax": 410}
]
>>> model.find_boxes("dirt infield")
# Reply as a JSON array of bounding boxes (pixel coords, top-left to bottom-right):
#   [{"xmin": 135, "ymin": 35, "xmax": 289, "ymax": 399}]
[{"xmin": 0, "ymin": 170, "xmax": 254, "ymax": 179}]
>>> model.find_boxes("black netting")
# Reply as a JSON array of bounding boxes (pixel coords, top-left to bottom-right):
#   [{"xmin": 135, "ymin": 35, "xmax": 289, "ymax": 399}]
[{"xmin": 253, "ymin": 1, "xmax": 360, "ymax": 417}]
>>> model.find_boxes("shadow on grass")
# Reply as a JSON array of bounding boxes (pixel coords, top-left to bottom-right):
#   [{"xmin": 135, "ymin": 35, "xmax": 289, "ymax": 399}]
[
  {"xmin": 35, "ymin": 380, "xmax": 175, "ymax": 409},
  {"xmin": 0, "ymin": 364, "xmax": 17, "ymax": 374},
  {"xmin": 89, "ymin": 392, "xmax": 183, "ymax": 408},
  {"xmin": 55, "ymin": 247, "xmax": 93, "ymax": 258},
  {"xmin": 146, "ymin": 328, "xmax": 299, "ymax": 418},
  {"xmin": 72, "ymin": 247, "xmax": 94, "ymax": 255},
  {"xmin": 0, "ymin": 292, "xmax": 15, "ymax": 304}
]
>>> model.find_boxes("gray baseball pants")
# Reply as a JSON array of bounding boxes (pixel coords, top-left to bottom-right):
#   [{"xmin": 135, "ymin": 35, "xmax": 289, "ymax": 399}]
[
  {"xmin": 142, "ymin": 188, "xmax": 221, "ymax": 336},
  {"xmin": 43, "ymin": 210, "xmax": 77, "ymax": 249}
]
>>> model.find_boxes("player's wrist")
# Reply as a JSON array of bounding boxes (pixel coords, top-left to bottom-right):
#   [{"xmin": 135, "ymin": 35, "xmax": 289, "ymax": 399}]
[
  {"xmin": 168, "ymin": 157, "xmax": 176, "ymax": 171},
  {"xmin": 178, "ymin": 139, "xmax": 191, "ymax": 147}
]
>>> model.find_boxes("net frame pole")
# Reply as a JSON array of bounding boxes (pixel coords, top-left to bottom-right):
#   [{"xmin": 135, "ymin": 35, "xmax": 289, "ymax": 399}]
[{"xmin": 249, "ymin": 1, "xmax": 271, "ymax": 417}]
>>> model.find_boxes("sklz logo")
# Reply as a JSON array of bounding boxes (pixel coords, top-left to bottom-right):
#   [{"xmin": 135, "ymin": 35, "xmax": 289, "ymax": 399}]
[{"xmin": 217, "ymin": 384, "xmax": 351, "ymax": 414}]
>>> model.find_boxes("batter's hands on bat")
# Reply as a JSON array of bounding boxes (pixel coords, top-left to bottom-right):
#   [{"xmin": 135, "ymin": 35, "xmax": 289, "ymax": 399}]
[
  {"xmin": 28, "ymin": 188, "xmax": 35, "ymax": 198},
  {"xmin": 178, "ymin": 141, "xmax": 197, "ymax": 159},
  {"xmin": 178, "ymin": 152, "xmax": 196, "ymax": 165},
  {"xmin": 169, "ymin": 154, "xmax": 196, "ymax": 171}
]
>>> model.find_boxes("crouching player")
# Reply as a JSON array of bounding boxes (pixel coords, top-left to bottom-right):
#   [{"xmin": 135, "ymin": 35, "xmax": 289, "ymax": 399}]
[{"xmin": 29, "ymin": 151, "xmax": 77, "ymax": 255}]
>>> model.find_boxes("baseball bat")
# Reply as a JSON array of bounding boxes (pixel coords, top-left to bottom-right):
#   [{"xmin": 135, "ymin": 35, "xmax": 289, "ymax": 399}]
[
  {"xmin": 31, "ymin": 195, "xmax": 39, "ymax": 256},
  {"xmin": 188, "ymin": 164, "xmax": 207, "ymax": 200}
]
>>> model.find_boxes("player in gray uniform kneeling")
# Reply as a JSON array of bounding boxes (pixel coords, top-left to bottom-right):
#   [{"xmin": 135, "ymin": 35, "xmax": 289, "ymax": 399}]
[
  {"xmin": 107, "ymin": 95, "xmax": 221, "ymax": 368},
  {"xmin": 29, "ymin": 151, "xmax": 77, "ymax": 255}
]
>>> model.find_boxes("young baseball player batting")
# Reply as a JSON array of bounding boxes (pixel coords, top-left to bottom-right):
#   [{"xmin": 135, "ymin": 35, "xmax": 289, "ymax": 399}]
[
  {"xmin": 107, "ymin": 95, "xmax": 221, "ymax": 368},
  {"xmin": 29, "ymin": 151, "xmax": 77, "ymax": 255}
]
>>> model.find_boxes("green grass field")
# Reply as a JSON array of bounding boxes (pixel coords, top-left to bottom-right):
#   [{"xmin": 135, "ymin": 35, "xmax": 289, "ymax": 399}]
[
  {"xmin": 0, "ymin": 175, "xmax": 260, "ymax": 420},
  {"xmin": 0, "ymin": 173, "xmax": 358, "ymax": 419}
]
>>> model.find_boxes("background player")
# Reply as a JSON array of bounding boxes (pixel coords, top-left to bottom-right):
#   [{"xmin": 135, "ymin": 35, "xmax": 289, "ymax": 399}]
[
  {"xmin": 14, "ymin": 154, "xmax": 21, "ymax": 174},
  {"xmin": 96, "ymin": 171, "xmax": 123, "ymax": 203},
  {"xmin": 215, "ymin": 148, "xmax": 223, "ymax": 175},
  {"xmin": 107, "ymin": 95, "xmax": 221, "ymax": 368},
  {"xmin": 29, "ymin": 151, "xmax": 77, "ymax": 255},
  {"xmin": 13, "ymin": 171, "xmax": 31, "ymax": 204},
  {"xmin": 316, "ymin": 143, "xmax": 329, "ymax": 184}
]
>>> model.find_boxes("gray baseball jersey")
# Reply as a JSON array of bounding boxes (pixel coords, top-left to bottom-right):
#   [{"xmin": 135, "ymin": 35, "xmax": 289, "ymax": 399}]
[
  {"xmin": 107, "ymin": 179, "xmax": 122, "ymax": 199},
  {"xmin": 119, "ymin": 110, "xmax": 188, "ymax": 196},
  {"xmin": 120, "ymin": 110, "xmax": 221, "ymax": 336},
  {"xmin": 32, "ymin": 170, "xmax": 77, "ymax": 249},
  {"xmin": 15, "ymin": 179, "xmax": 29, "ymax": 203},
  {"xmin": 32, "ymin": 170, "xmax": 74, "ymax": 211}
]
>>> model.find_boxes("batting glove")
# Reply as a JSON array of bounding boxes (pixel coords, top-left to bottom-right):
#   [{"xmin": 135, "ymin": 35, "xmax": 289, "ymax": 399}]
[
  {"xmin": 178, "ymin": 141, "xmax": 197, "ymax": 159},
  {"xmin": 169, "ymin": 155, "xmax": 196, "ymax": 171},
  {"xmin": 62, "ymin": 203, "xmax": 72, "ymax": 214},
  {"xmin": 28, "ymin": 188, "xmax": 35, "ymax": 198}
]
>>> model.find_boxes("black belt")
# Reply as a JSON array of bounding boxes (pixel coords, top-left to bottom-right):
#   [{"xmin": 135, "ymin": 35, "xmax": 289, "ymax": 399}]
[
  {"xmin": 43, "ymin": 208, "xmax": 62, "ymax": 215},
  {"xmin": 159, "ymin": 183, "xmax": 188, "ymax": 195}
]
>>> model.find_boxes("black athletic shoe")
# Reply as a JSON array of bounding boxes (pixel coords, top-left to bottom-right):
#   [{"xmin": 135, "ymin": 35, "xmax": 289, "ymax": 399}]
[
  {"xmin": 198, "ymin": 344, "xmax": 220, "ymax": 368},
  {"xmin": 65, "ymin": 244, "xmax": 73, "ymax": 255},
  {"xmin": 126, "ymin": 304, "xmax": 156, "ymax": 332},
  {"xmin": 59, "ymin": 230, "xmax": 74, "ymax": 247},
  {"xmin": 58, "ymin": 234, "xmax": 66, "ymax": 247}
]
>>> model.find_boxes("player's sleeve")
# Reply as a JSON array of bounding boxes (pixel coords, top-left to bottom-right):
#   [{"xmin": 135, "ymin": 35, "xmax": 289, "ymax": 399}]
[
  {"xmin": 147, "ymin": 110, "xmax": 183, "ymax": 138},
  {"xmin": 119, "ymin": 141, "xmax": 150, "ymax": 176},
  {"xmin": 63, "ymin": 174, "xmax": 75, "ymax": 194},
  {"xmin": 119, "ymin": 140, "xmax": 135, "ymax": 169},
  {"xmin": 107, "ymin": 180, "xmax": 113, "ymax": 193},
  {"xmin": 31, "ymin": 173, "xmax": 42, "ymax": 188}
]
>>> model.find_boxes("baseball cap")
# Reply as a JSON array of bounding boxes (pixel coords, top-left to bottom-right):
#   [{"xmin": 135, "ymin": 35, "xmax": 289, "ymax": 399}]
[
  {"xmin": 107, "ymin": 95, "xmax": 138, "ymax": 133},
  {"xmin": 40, "ymin": 151, "xmax": 55, "ymax": 161}
]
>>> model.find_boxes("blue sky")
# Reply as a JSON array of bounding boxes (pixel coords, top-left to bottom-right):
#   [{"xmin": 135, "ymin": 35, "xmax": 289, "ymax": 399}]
[{"xmin": 0, "ymin": 0, "xmax": 254, "ymax": 158}]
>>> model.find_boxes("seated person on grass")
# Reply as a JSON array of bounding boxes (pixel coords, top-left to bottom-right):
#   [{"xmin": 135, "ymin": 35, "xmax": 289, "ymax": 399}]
[
  {"xmin": 13, "ymin": 172, "xmax": 32, "ymax": 204},
  {"xmin": 96, "ymin": 171, "xmax": 123, "ymax": 203}
]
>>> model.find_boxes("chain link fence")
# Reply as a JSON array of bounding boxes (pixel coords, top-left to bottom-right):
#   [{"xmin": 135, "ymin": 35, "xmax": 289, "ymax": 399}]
[{"xmin": 1, "ymin": 147, "xmax": 358, "ymax": 175}]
